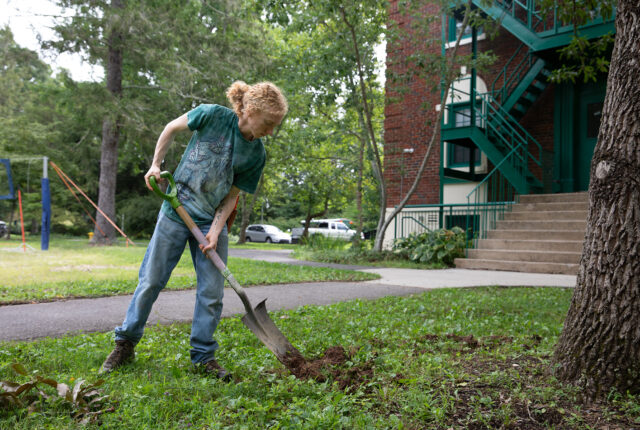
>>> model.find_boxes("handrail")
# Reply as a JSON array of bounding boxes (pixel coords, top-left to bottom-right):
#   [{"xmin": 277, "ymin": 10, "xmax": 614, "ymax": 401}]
[
  {"xmin": 466, "ymin": 142, "xmax": 524, "ymax": 202},
  {"xmin": 490, "ymin": 46, "xmax": 536, "ymax": 105},
  {"xmin": 401, "ymin": 215, "xmax": 429, "ymax": 230},
  {"xmin": 490, "ymin": 43, "xmax": 526, "ymax": 103},
  {"xmin": 393, "ymin": 202, "xmax": 515, "ymax": 252},
  {"xmin": 488, "ymin": 0, "xmax": 614, "ymax": 36},
  {"xmin": 443, "ymin": 80, "xmax": 542, "ymax": 171}
]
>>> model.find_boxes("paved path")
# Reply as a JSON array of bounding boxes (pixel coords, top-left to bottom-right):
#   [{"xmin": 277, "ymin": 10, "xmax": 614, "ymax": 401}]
[
  {"xmin": 0, "ymin": 248, "xmax": 576, "ymax": 342},
  {"xmin": 231, "ymin": 249, "xmax": 577, "ymax": 289}
]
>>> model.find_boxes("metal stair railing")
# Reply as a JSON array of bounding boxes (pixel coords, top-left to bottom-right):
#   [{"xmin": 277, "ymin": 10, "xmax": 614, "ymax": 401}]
[
  {"xmin": 479, "ymin": 91, "xmax": 543, "ymax": 177},
  {"xmin": 493, "ymin": 0, "xmax": 547, "ymax": 33},
  {"xmin": 491, "ymin": 44, "xmax": 536, "ymax": 106},
  {"xmin": 484, "ymin": 0, "xmax": 613, "ymax": 38},
  {"xmin": 393, "ymin": 203, "xmax": 512, "ymax": 246},
  {"xmin": 444, "ymin": 82, "xmax": 543, "ymax": 181},
  {"xmin": 464, "ymin": 147, "xmax": 519, "ymax": 252}
]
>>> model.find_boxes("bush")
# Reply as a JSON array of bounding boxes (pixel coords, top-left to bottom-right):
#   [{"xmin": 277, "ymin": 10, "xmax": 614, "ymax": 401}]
[
  {"xmin": 393, "ymin": 227, "xmax": 467, "ymax": 266},
  {"xmin": 301, "ymin": 233, "xmax": 348, "ymax": 250},
  {"xmin": 117, "ymin": 194, "xmax": 163, "ymax": 238}
]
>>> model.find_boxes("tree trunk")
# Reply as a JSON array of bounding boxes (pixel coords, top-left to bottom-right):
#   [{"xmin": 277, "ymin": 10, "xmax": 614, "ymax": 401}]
[
  {"xmin": 552, "ymin": 0, "xmax": 640, "ymax": 400},
  {"xmin": 301, "ymin": 197, "xmax": 329, "ymax": 240},
  {"xmin": 238, "ymin": 174, "xmax": 264, "ymax": 244},
  {"xmin": 355, "ymin": 132, "xmax": 365, "ymax": 243},
  {"xmin": 93, "ymin": 0, "xmax": 124, "ymax": 245}
]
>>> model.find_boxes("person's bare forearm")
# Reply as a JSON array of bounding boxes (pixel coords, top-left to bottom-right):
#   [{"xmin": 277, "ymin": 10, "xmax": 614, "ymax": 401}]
[
  {"xmin": 200, "ymin": 186, "xmax": 241, "ymax": 253},
  {"xmin": 151, "ymin": 130, "xmax": 176, "ymax": 168},
  {"xmin": 211, "ymin": 186, "xmax": 241, "ymax": 236},
  {"xmin": 151, "ymin": 114, "xmax": 189, "ymax": 168},
  {"xmin": 145, "ymin": 114, "xmax": 190, "ymax": 190}
]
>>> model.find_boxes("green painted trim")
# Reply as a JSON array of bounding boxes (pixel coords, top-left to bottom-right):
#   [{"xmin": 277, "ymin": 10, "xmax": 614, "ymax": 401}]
[
  {"xmin": 402, "ymin": 202, "xmax": 511, "ymax": 209},
  {"xmin": 532, "ymin": 22, "xmax": 616, "ymax": 51},
  {"xmin": 442, "ymin": 176, "xmax": 474, "ymax": 185},
  {"xmin": 553, "ymin": 83, "xmax": 575, "ymax": 192},
  {"xmin": 439, "ymin": 14, "xmax": 446, "ymax": 206}
]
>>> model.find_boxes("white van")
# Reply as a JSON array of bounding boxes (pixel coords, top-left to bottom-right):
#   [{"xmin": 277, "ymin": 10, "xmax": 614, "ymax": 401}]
[{"xmin": 290, "ymin": 219, "xmax": 358, "ymax": 243}]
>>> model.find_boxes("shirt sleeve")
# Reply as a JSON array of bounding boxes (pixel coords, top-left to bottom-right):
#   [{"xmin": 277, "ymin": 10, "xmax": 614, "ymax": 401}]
[
  {"xmin": 233, "ymin": 145, "xmax": 266, "ymax": 194},
  {"xmin": 187, "ymin": 104, "xmax": 219, "ymax": 131}
]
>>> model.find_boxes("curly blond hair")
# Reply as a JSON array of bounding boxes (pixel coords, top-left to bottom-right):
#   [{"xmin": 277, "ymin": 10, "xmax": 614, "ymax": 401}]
[{"xmin": 226, "ymin": 81, "xmax": 288, "ymax": 117}]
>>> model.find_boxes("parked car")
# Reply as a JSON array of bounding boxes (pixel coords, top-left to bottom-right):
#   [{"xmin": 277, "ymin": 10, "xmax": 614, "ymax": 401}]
[
  {"xmin": 290, "ymin": 219, "xmax": 361, "ymax": 243},
  {"xmin": 0, "ymin": 221, "xmax": 6, "ymax": 238},
  {"xmin": 244, "ymin": 224, "xmax": 292, "ymax": 243}
]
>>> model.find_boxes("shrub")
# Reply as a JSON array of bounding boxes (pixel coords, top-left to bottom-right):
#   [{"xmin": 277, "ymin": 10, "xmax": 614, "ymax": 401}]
[
  {"xmin": 393, "ymin": 227, "xmax": 467, "ymax": 266},
  {"xmin": 301, "ymin": 233, "xmax": 348, "ymax": 250},
  {"xmin": 117, "ymin": 194, "xmax": 163, "ymax": 238}
]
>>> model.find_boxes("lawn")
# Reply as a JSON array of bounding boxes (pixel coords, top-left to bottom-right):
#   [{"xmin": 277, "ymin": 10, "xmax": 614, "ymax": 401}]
[
  {"xmin": 2, "ymin": 287, "xmax": 640, "ymax": 429},
  {"xmin": 0, "ymin": 236, "xmax": 378, "ymax": 304}
]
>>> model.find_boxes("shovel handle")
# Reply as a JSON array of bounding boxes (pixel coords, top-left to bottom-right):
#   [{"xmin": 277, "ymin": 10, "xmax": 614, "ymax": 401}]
[{"xmin": 149, "ymin": 172, "xmax": 255, "ymax": 313}]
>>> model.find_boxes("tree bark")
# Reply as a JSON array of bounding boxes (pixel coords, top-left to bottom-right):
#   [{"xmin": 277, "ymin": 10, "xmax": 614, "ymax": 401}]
[
  {"xmin": 552, "ymin": 0, "xmax": 640, "ymax": 400},
  {"xmin": 238, "ymin": 174, "xmax": 264, "ymax": 244},
  {"xmin": 93, "ymin": 0, "xmax": 124, "ymax": 245},
  {"xmin": 301, "ymin": 197, "xmax": 329, "ymax": 240}
]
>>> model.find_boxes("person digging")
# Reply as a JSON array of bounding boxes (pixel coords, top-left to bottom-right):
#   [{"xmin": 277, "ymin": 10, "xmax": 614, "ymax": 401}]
[{"xmin": 100, "ymin": 81, "xmax": 288, "ymax": 380}]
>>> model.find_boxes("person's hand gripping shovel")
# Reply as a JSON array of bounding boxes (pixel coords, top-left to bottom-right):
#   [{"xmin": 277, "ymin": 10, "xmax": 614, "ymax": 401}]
[{"xmin": 149, "ymin": 171, "xmax": 304, "ymax": 367}]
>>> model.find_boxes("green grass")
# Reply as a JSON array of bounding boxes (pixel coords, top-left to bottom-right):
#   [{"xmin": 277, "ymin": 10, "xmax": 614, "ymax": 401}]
[
  {"xmin": 2, "ymin": 287, "xmax": 640, "ymax": 429},
  {"xmin": 0, "ymin": 236, "xmax": 378, "ymax": 304}
]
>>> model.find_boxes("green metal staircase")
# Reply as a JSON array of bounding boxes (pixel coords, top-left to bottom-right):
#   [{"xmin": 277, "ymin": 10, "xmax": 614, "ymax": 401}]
[
  {"xmin": 490, "ymin": 45, "xmax": 552, "ymax": 119},
  {"xmin": 442, "ymin": 1, "xmax": 615, "ymax": 195},
  {"xmin": 442, "ymin": 87, "xmax": 543, "ymax": 195},
  {"xmin": 472, "ymin": 0, "xmax": 615, "ymax": 52}
]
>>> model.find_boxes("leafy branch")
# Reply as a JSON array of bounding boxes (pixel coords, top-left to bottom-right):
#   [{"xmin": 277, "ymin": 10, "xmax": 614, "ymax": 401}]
[{"xmin": 0, "ymin": 363, "xmax": 114, "ymax": 424}]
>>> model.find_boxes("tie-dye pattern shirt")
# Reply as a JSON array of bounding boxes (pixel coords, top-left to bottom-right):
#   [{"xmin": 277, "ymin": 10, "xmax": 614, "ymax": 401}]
[{"xmin": 161, "ymin": 104, "xmax": 266, "ymax": 225}]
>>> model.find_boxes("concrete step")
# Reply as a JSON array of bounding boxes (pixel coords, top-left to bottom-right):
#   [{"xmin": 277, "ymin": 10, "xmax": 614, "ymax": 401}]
[
  {"xmin": 454, "ymin": 258, "xmax": 579, "ymax": 275},
  {"xmin": 504, "ymin": 210, "xmax": 587, "ymax": 221},
  {"xmin": 487, "ymin": 229, "xmax": 586, "ymax": 241},
  {"xmin": 495, "ymin": 219, "xmax": 587, "ymax": 231},
  {"xmin": 476, "ymin": 239, "xmax": 583, "ymax": 252},
  {"xmin": 512, "ymin": 201, "xmax": 589, "ymax": 212},
  {"xmin": 519, "ymin": 192, "xmax": 588, "ymax": 204},
  {"xmin": 466, "ymin": 249, "xmax": 581, "ymax": 264}
]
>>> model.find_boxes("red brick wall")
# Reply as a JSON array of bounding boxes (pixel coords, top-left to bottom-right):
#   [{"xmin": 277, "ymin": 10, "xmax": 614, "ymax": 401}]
[
  {"xmin": 385, "ymin": 0, "xmax": 556, "ymax": 205},
  {"xmin": 385, "ymin": 1, "xmax": 442, "ymax": 207}
]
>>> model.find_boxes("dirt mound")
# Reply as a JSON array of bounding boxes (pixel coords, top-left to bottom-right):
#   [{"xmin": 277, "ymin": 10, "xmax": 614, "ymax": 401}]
[{"xmin": 281, "ymin": 346, "xmax": 373, "ymax": 392}]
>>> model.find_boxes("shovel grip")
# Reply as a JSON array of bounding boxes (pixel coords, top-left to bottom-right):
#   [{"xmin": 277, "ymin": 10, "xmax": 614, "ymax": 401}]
[{"xmin": 149, "ymin": 172, "xmax": 180, "ymax": 209}]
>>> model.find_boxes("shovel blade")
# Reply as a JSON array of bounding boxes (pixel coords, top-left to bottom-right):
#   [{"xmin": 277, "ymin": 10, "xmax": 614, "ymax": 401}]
[{"xmin": 241, "ymin": 299, "xmax": 303, "ymax": 364}]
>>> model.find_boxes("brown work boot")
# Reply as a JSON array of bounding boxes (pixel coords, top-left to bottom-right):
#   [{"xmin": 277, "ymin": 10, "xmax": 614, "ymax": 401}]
[
  {"xmin": 99, "ymin": 340, "xmax": 135, "ymax": 374},
  {"xmin": 200, "ymin": 359, "xmax": 232, "ymax": 382}
]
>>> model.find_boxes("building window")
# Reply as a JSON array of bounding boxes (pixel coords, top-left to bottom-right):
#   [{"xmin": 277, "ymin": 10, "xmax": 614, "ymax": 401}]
[
  {"xmin": 449, "ymin": 104, "xmax": 482, "ymax": 128},
  {"xmin": 448, "ymin": 142, "xmax": 481, "ymax": 168},
  {"xmin": 448, "ymin": 16, "xmax": 483, "ymax": 43}
]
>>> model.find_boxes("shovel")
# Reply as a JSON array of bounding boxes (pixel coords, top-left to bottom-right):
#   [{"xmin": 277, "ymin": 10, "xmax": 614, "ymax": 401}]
[{"xmin": 149, "ymin": 171, "xmax": 302, "ymax": 365}]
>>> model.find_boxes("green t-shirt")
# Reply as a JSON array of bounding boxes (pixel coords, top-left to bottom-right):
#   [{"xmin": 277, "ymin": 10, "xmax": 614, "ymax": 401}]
[{"xmin": 162, "ymin": 104, "xmax": 266, "ymax": 225}]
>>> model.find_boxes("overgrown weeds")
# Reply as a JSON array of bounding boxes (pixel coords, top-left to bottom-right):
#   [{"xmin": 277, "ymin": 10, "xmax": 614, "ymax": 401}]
[{"xmin": 1, "ymin": 363, "xmax": 113, "ymax": 424}]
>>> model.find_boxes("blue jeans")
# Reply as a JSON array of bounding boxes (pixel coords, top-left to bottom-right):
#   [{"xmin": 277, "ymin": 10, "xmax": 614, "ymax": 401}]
[{"xmin": 115, "ymin": 212, "xmax": 227, "ymax": 364}]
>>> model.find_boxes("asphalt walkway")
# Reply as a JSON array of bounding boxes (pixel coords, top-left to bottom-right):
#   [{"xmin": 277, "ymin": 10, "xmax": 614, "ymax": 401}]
[{"xmin": 0, "ymin": 249, "xmax": 576, "ymax": 342}]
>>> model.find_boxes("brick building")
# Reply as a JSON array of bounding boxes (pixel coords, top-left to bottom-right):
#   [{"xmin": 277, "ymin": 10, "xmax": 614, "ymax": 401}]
[{"xmin": 383, "ymin": 0, "xmax": 615, "ymax": 254}]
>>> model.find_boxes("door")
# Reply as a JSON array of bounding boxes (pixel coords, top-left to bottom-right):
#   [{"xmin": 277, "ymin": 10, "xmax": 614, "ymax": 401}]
[{"xmin": 575, "ymin": 82, "xmax": 606, "ymax": 191}]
